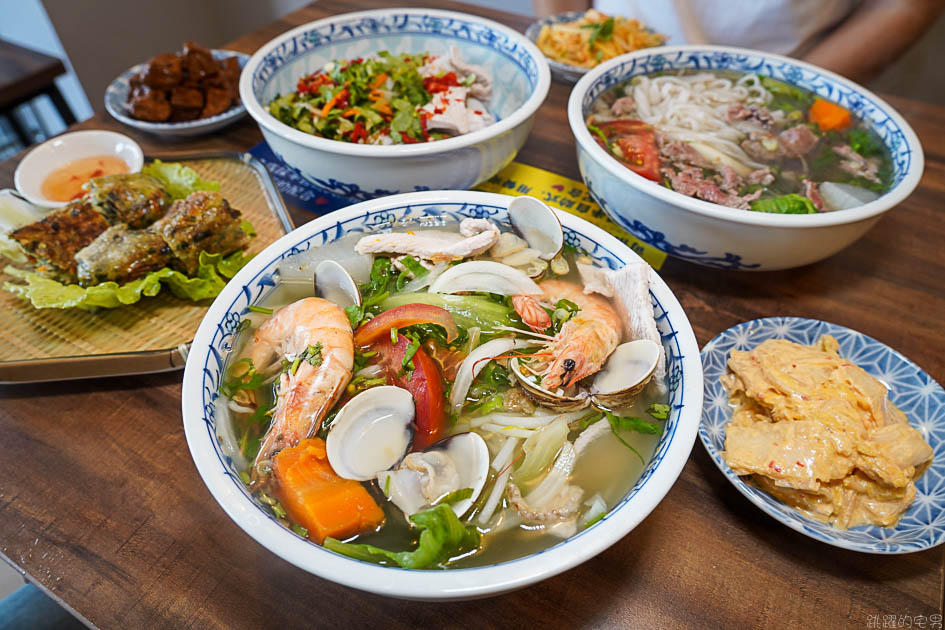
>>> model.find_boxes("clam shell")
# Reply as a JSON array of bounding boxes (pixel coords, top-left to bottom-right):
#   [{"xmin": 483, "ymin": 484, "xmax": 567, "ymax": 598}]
[
  {"xmin": 326, "ymin": 385, "xmax": 414, "ymax": 481},
  {"xmin": 314, "ymin": 259, "xmax": 362, "ymax": 308},
  {"xmin": 507, "ymin": 196, "xmax": 564, "ymax": 261},
  {"xmin": 589, "ymin": 339, "xmax": 661, "ymax": 409},
  {"xmin": 508, "ymin": 356, "xmax": 590, "ymax": 413}
]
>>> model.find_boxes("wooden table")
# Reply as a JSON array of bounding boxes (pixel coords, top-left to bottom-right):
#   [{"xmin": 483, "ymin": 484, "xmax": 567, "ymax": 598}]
[{"xmin": 1, "ymin": 1, "xmax": 943, "ymax": 627}]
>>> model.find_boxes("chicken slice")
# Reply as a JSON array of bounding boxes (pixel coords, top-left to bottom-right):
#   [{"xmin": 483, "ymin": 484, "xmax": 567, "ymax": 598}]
[{"xmin": 354, "ymin": 218, "xmax": 499, "ymax": 263}]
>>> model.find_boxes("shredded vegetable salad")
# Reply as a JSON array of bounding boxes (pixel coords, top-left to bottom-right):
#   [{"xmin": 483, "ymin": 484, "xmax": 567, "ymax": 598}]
[{"xmin": 267, "ymin": 49, "xmax": 495, "ymax": 145}]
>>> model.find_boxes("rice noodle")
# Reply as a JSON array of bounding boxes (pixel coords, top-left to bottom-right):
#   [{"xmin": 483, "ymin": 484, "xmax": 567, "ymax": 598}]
[{"xmin": 596, "ymin": 72, "xmax": 772, "ymax": 170}]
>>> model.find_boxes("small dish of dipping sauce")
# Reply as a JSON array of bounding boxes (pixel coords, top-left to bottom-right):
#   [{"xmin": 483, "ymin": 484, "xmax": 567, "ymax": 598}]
[
  {"xmin": 40, "ymin": 155, "xmax": 131, "ymax": 202},
  {"xmin": 14, "ymin": 130, "xmax": 144, "ymax": 208}
]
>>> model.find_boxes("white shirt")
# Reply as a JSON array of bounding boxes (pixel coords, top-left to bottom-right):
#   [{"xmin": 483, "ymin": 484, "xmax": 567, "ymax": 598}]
[{"xmin": 592, "ymin": 0, "xmax": 860, "ymax": 56}]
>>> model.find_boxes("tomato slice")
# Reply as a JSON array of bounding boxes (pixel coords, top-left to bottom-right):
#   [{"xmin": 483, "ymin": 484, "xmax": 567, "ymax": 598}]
[
  {"xmin": 374, "ymin": 336, "xmax": 446, "ymax": 450},
  {"xmin": 593, "ymin": 120, "xmax": 662, "ymax": 182},
  {"xmin": 354, "ymin": 304, "xmax": 458, "ymax": 347}
]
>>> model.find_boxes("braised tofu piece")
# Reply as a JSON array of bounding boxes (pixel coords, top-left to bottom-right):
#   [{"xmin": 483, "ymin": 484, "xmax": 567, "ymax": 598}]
[
  {"xmin": 9, "ymin": 201, "xmax": 109, "ymax": 276},
  {"xmin": 170, "ymin": 85, "xmax": 203, "ymax": 110},
  {"xmin": 201, "ymin": 87, "xmax": 232, "ymax": 117},
  {"xmin": 86, "ymin": 173, "xmax": 170, "ymax": 228},
  {"xmin": 75, "ymin": 224, "xmax": 172, "ymax": 286},
  {"xmin": 142, "ymin": 53, "xmax": 183, "ymax": 89},
  {"xmin": 148, "ymin": 191, "xmax": 249, "ymax": 275},
  {"xmin": 182, "ymin": 41, "xmax": 217, "ymax": 80},
  {"xmin": 128, "ymin": 85, "xmax": 171, "ymax": 122}
]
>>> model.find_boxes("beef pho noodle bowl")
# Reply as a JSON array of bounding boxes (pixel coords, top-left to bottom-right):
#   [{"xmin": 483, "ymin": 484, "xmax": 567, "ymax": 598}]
[
  {"xmin": 217, "ymin": 201, "xmax": 670, "ymax": 569},
  {"xmin": 586, "ymin": 71, "xmax": 893, "ymax": 213}
]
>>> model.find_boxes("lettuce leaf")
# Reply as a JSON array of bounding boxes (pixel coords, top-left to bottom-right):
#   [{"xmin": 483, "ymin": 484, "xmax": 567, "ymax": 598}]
[
  {"xmin": 3, "ymin": 249, "xmax": 251, "ymax": 310},
  {"xmin": 323, "ymin": 504, "xmax": 480, "ymax": 569},
  {"xmin": 750, "ymin": 194, "xmax": 818, "ymax": 214},
  {"xmin": 141, "ymin": 160, "xmax": 220, "ymax": 200}
]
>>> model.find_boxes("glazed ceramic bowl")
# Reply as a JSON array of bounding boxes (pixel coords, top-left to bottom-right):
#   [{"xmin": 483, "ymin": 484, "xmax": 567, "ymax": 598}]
[
  {"xmin": 14, "ymin": 130, "xmax": 143, "ymax": 208},
  {"xmin": 567, "ymin": 45, "xmax": 924, "ymax": 270},
  {"xmin": 239, "ymin": 9, "xmax": 551, "ymax": 201},
  {"xmin": 105, "ymin": 50, "xmax": 250, "ymax": 137},
  {"xmin": 181, "ymin": 190, "xmax": 702, "ymax": 600}
]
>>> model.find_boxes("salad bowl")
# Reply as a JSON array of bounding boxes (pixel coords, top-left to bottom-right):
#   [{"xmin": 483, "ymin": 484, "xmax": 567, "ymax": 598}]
[
  {"xmin": 181, "ymin": 190, "xmax": 702, "ymax": 600},
  {"xmin": 239, "ymin": 9, "xmax": 550, "ymax": 201}
]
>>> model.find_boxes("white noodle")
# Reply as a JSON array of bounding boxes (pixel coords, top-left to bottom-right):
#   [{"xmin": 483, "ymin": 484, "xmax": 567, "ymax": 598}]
[{"xmin": 602, "ymin": 72, "xmax": 773, "ymax": 170}]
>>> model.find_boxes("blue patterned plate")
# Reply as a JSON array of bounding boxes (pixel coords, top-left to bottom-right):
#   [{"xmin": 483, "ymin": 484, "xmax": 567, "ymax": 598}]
[
  {"xmin": 105, "ymin": 50, "xmax": 249, "ymax": 137},
  {"xmin": 700, "ymin": 317, "xmax": 945, "ymax": 554}
]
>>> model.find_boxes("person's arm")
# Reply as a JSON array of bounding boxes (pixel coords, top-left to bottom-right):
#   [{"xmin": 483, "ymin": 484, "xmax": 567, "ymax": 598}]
[
  {"xmin": 803, "ymin": 0, "xmax": 945, "ymax": 83},
  {"xmin": 532, "ymin": 0, "xmax": 591, "ymax": 18}
]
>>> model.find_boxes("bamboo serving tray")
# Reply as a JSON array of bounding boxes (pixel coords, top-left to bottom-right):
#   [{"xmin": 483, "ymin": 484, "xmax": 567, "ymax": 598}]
[{"xmin": 0, "ymin": 151, "xmax": 294, "ymax": 383}]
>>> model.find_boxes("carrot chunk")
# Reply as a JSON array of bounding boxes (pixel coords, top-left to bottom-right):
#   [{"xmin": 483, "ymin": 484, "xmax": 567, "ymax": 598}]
[
  {"xmin": 272, "ymin": 438, "xmax": 385, "ymax": 544},
  {"xmin": 809, "ymin": 98, "xmax": 852, "ymax": 132}
]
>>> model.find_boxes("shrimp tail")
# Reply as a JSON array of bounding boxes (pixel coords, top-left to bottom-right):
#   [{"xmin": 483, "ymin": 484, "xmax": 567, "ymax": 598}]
[{"xmin": 512, "ymin": 295, "xmax": 551, "ymax": 332}]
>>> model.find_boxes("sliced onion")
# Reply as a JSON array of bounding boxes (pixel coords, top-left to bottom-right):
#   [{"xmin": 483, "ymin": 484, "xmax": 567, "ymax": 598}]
[
  {"xmin": 478, "ymin": 467, "xmax": 511, "ymax": 525},
  {"xmin": 820, "ymin": 181, "xmax": 880, "ymax": 211},
  {"xmin": 449, "ymin": 337, "xmax": 531, "ymax": 414},
  {"xmin": 491, "ymin": 436, "xmax": 520, "ymax": 472},
  {"xmin": 525, "ymin": 441, "xmax": 575, "ymax": 508},
  {"xmin": 401, "ymin": 262, "xmax": 447, "ymax": 293},
  {"xmin": 429, "ymin": 261, "xmax": 542, "ymax": 296},
  {"xmin": 580, "ymin": 493, "xmax": 607, "ymax": 527}
]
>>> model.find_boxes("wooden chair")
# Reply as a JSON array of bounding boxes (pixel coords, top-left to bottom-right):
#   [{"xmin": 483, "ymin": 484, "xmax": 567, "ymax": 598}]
[{"xmin": 0, "ymin": 39, "xmax": 76, "ymax": 147}]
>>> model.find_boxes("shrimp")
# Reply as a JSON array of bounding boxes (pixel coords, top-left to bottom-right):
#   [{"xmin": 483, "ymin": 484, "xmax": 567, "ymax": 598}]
[
  {"xmin": 513, "ymin": 279, "xmax": 621, "ymax": 391},
  {"xmin": 246, "ymin": 297, "xmax": 354, "ymax": 477}
]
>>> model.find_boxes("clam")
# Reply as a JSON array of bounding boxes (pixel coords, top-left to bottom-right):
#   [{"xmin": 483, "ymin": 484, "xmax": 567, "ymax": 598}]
[
  {"xmin": 507, "ymin": 196, "xmax": 564, "ymax": 261},
  {"xmin": 589, "ymin": 339, "xmax": 661, "ymax": 409},
  {"xmin": 313, "ymin": 260, "xmax": 361, "ymax": 309},
  {"xmin": 377, "ymin": 432, "xmax": 490, "ymax": 518},
  {"xmin": 326, "ymin": 386, "xmax": 414, "ymax": 481},
  {"xmin": 508, "ymin": 339, "xmax": 662, "ymax": 412},
  {"xmin": 508, "ymin": 356, "xmax": 590, "ymax": 413}
]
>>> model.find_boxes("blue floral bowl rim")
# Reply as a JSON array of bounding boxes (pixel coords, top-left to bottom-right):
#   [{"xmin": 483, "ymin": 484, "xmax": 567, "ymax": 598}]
[
  {"xmin": 567, "ymin": 44, "xmax": 925, "ymax": 229},
  {"xmin": 180, "ymin": 189, "xmax": 703, "ymax": 599},
  {"xmin": 104, "ymin": 49, "xmax": 249, "ymax": 132},
  {"xmin": 238, "ymin": 8, "xmax": 551, "ymax": 158},
  {"xmin": 699, "ymin": 316, "xmax": 945, "ymax": 554}
]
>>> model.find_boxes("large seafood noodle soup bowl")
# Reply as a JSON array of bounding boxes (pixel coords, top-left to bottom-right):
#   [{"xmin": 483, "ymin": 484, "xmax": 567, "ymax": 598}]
[
  {"xmin": 239, "ymin": 9, "xmax": 550, "ymax": 201},
  {"xmin": 181, "ymin": 190, "xmax": 702, "ymax": 600},
  {"xmin": 568, "ymin": 45, "xmax": 924, "ymax": 271}
]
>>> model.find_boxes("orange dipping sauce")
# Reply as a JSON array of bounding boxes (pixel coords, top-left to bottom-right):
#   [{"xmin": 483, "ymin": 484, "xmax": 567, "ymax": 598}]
[{"xmin": 40, "ymin": 155, "xmax": 131, "ymax": 202}]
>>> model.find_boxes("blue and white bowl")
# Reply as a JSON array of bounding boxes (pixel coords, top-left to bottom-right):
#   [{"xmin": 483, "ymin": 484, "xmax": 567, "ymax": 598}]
[
  {"xmin": 105, "ymin": 50, "xmax": 249, "ymax": 137},
  {"xmin": 701, "ymin": 317, "xmax": 945, "ymax": 553},
  {"xmin": 181, "ymin": 190, "xmax": 702, "ymax": 599},
  {"xmin": 567, "ymin": 45, "xmax": 925, "ymax": 271},
  {"xmin": 239, "ymin": 9, "xmax": 551, "ymax": 201}
]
